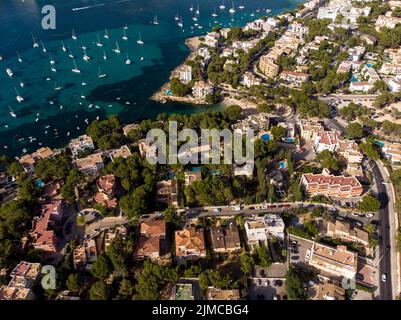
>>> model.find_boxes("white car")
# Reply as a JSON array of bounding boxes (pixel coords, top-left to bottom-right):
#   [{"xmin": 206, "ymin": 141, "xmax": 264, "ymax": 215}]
[
  {"xmin": 366, "ymin": 213, "xmax": 374, "ymax": 218},
  {"xmin": 261, "ymin": 205, "xmax": 268, "ymax": 210},
  {"xmin": 381, "ymin": 273, "xmax": 387, "ymax": 282}
]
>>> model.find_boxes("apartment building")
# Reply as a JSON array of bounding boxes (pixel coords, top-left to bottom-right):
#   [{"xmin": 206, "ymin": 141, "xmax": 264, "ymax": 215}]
[
  {"xmin": 307, "ymin": 243, "xmax": 358, "ymax": 279},
  {"xmin": 73, "ymin": 153, "xmax": 104, "ymax": 175},
  {"xmin": 259, "ymin": 55, "xmax": 279, "ymax": 78},
  {"xmin": 210, "ymin": 221, "xmax": 241, "ymax": 253},
  {"xmin": 69, "ymin": 134, "xmax": 95, "ymax": 158},
  {"xmin": 301, "ymin": 172, "xmax": 363, "ymax": 198}
]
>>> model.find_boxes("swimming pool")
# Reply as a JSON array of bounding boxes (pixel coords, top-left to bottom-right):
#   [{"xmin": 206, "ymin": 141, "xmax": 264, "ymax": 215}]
[
  {"xmin": 351, "ymin": 74, "xmax": 358, "ymax": 82},
  {"xmin": 260, "ymin": 133, "xmax": 271, "ymax": 141},
  {"xmin": 373, "ymin": 140, "xmax": 385, "ymax": 147}
]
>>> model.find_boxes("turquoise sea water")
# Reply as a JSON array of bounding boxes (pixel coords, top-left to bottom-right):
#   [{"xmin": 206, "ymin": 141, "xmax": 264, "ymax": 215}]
[{"xmin": 0, "ymin": 0, "xmax": 303, "ymax": 157}]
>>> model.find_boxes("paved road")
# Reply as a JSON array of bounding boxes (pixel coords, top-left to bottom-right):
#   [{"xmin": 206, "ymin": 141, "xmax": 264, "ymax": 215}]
[
  {"xmin": 85, "ymin": 216, "xmax": 129, "ymax": 236},
  {"xmin": 371, "ymin": 160, "xmax": 393, "ymax": 300},
  {"xmin": 318, "ymin": 93, "xmax": 379, "ymax": 102}
]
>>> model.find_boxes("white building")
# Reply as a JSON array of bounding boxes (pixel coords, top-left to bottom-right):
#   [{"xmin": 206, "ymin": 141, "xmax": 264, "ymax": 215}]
[
  {"xmin": 178, "ymin": 65, "xmax": 192, "ymax": 83},
  {"xmin": 388, "ymin": 76, "xmax": 401, "ymax": 92},
  {"xmin": 241, "ymin": 71, "xmax": 261, "ymax": 87},
  {"xmin": 244, "ymin": 214, "xmax": 285, "ymax": 250},
  {"xmin": 192, "ymin": 81, "xmax": 214, "ymax": 99},
  {"xmin": 69, "ymin": 135, "xmax": 95, "ymax": 158}
]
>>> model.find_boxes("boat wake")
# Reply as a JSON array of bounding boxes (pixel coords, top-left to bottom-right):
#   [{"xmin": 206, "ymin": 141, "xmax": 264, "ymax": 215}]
[{"xmin": 72, "ymin": 4, "xmax": 105, "ymax": 11}]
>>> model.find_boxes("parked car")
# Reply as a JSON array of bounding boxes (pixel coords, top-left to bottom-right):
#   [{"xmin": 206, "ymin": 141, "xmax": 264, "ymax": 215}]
[
  {"xmin": 382, "ymin": 273, "xmax": 387, "ymax": 282},
  {"xmin": 290, "ymin": 248, "xmax": 299, "ymax": 254},
  {"xmin": 351, "ymin": 290, "xmax": 358, "ymax": 300},
  {"xmin": 366, "ymin": 213, "xmax": 374, "ymax": 218},
  {"xmin": 291, "ymin": 255, "xmax": 300, "ymax": 260},
  {"xmin": 212, "ymin": 208, "xmax": 221, "ymax": 213},
  {"xmin": 256, "ymin": 279, "xmax": 261, "ymax": 287},
  {"xmin": 264, "ymin": 279, "xmax": 270, "ymax": 287},
  {"xmin": 261, "ymin": 205, "xmax": 268, "ymax": 210}
]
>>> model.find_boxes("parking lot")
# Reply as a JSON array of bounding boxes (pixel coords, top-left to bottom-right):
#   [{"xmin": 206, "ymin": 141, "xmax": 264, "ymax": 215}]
[
  {"xmin": 248, "ymin": 278, "xmax": 287, "ymax": 300},
  {"xmin": 288, "ymin": 235, "xmax": 314, "ymax": 269}
]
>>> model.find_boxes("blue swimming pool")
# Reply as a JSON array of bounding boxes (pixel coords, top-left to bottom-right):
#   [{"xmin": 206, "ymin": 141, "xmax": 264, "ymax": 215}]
[
  {"xmin": 260, "ymin": 133, "xmax": 271, "ymax": 141},
  {"xmin": 351, "ymin": 74, "xmax": 358, "ymax": 82},
  {"xmin": 373, "ymin": 140, "xmax": 385, "ymax": 147}
]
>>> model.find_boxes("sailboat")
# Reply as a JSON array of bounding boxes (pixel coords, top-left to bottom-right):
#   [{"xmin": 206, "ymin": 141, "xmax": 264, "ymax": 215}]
[
  {"xmin": 6, "ymin": 68, "xmax": 13, "ymax": 77},
  {"xmin": 266, "ymin": 8, "xmax": 272, "ymax": 13},
  {"xmin": 49, "ymin": 53, "xmax": 56, "ymax": 65},
  {"xmin": 82, "ymin": 47, "xmax": 91, "ymax": 61},
  {"xmin": 68, "ymin": 46, "xmax": 74, "ymax": 58},
  {"xmin": 104, "ymin": 28, "xmax": 110, "ymax": 39},
  {"xmin": 80, "ymin": 90, "xmax": 86, "ymax": 99},
  {"xmin": 41, "ymin": 41, "xmax": 47, "ymax": 53},
  {"xmin": 0, "ymin": 55, "xmax": 3, "ymax": 61},
  {"xmin": 192, "ymin": 13, "xmax": 198, "ymax": 21},
  {"xmin": 137, "ymin": 32, "xmax": 144, "ymax": 45},
  {"xmin": 196, "ymin": 4, "xmax": 200, "ymax": 15},
  {"xmin": 72, "ymin": 29, "xmax": 78, "ymax": 40},
  {"xmin": 152, "ymin": 15, "xmax": 159, "ymax": 25},
  {"xmin": 122, "ymin": 29, "xmax": 128, "ymax": 41},
  {"xmin": 238, "ymin": 3, "xmax": 245, "ymax": 9},
  {"xmin": 190, "ymin": 4, "xmax": 193, "ymax": 11},
  {"xmin": 51, "ymin": 66, "xmax": 57, "ymax": 72},
  {"xmin": 20, "ymin": 82, "xmax": 24, "ymax": 88},
  {"xmin": 124, "ymin": 24, "xmax": 128, "ymax": 30},
  {"xmin": 175, "ymin": 13, "xmax": 180, "ymax": 21},
  {"xmin": 125, "ymin": 53, "xmax": 132, "ymax": 65},
  {"xmin": 219, "ymin": 0, "xmax": 226, "ymax": 9},
  {"xmin": 98, "ymin": 66, "xmax": 106, "ymax": 78},
  {"xmin": 32, "ymin": 33, "xmax": 39, "ymax": 48},
  {"xmin": 178, "ymin": 16, "xmax": 183, "ymax": 28},
  {"xmin": 17, "ymin": 51, "xmax": 23, "ymax": 63},
  {"xmin": 212, "ymin": 8, "xmax": 218, "ymax": 17},
  {"xmin": 15, "ymin": 87, "xmax": 24, "ymax": 103},
  {"xmin": 103, "ymin": 49, "xmax": 107, "ymax": 60},
  {"xmin": 9, "ymin": 106, "xmax": 16, "ymax": 118},
  {"xmin": 113, "ymin": 41, "xmax": 121, "ymax": 53},
  {"xmin": 229, "ymin": 1, "xmax": 236, "ymax": 13},
  {"xmin": 96, "ymin": 33, "xmax": 103, "ymax": 47},
  {"xmin": 72, "ymin": 59, "xmax": 81, "ymax": 73},
  {"xmin": 54, "ymin": 82, "xmax": 62, "ymax": 91},
  {"xmin": 61, "ymin": 41, "xmax": 67, "ymax": 52}
]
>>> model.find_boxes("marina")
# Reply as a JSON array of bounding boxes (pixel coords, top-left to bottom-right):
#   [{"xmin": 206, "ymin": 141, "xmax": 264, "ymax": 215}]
[{"xmin": 0, "ymin": 0, "xmax": 301, "ymax": 157}]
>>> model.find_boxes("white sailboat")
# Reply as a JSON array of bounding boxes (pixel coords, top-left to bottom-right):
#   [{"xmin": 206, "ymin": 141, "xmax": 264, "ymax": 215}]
[
  {"xmin": 190, "ymin": 4, "xmax": 193, "ymax": 11},
  {"xmin": 82, "ymin": 47, "xmax": 91, "ymax": 61},
  {"xmin": 17, "ymin": 51, "xmax": 23, "ymax": 63},
  {"xmin": 72, "ymin": 59, "xmax": 81, "ymax": 73},
  {"xmin": 196, "ymin": 4, "xmax": 200, "ymax": 15},
  {"xmin": 219, "ymin": 0, "xmax": 226, "ymax": 10},
  {"xmin": 137, "ymin": 32, "xmax": 144, "ymax": 45},
  {"xmin": 20, "ymin": 82, "xmax": 24, "ymax": 88},
  {"xmin": 68, "ymin": 46, "xmax": 74, "ymax": 58},
  {"xmin": 80, "ymin": 90, "xmax": 86, "ymax": 99},
  {"xmin": 152, "ymin": 15, "xmax": 159, "ymax": 25},
  {"xmin": 32, "ymin": 33, "xmax": 39, "ymax": 48},
  {"xmin": 49, "ymin": 53, "xmax": 55, "ymax": 65},
  {"xmin": 103, "ymin": 49, "xmax": 107, "ymax": 60},
  {"xmin": 104, "ymin": 28, "xmax": 110, "ymax": 39},
  {"xmin": 98, "ymin": 66, "xmax": 106, "ymax": 78},
  {"xmin": 124, "ymin": 24, "xmax": 128, "ymax": 30},
  {"xmin": 54, "ymin": 82, "xmax": 62, "ymax": 91},
  {"xmin": 15, "ymin": 87, "xmax": 24, "ymax": 103},
  {"xmin": 175, "ymin": 13, "xmax": 180, "ymax": 21},
  {"xmin": 229, "ymin": 1, "xmax": 236, "ymax": 13},
  {"xmin": 122, "ymin": 29, "xmax": 128, "ymax": 41},
  {"xmin": 113, "ymin": 41, "xmax": 121, "ymax": 53},
  {"xmin": 96, "ymin": 33, "xmax": 103, "ymax": 47},
  {"xmin": 51, "ymin": 66, "xmax": 57, "ymax": 72},
  {"xmin": 6, "ymin": 68, "xmax": 13, "ymax": 77},
  {"xmin": 192, "ymin": 13, "xmax": 198, "ymax": 21},
  {"xmin": 212, "ymin": 8, "xmax": 218, "ymax": 17},
  {"xmin": 0, "ymin": 55, "xmax": 3, "ymax": 61},
  {"xmin": 125, "ymin": 53, "xmax": 132, "ymax": 65},
  {"xmin": 41, "ymin": 41, "xmax": 47, "ymax": 53},
  {"xmin": 238, "ymin": 3, "xmax": 245, "ymax": 9},
  {"xmin": 61, "ymin": 41, "xmax": 67, "ymax": 52},
  {"xmin": 9, "ymin": 106, "xmax": 16, "ymax": 118},
  {"xmin": 266, "ymin": 8, "xmax": 272, "ymax": 13},
  {"xmin": 72, "ymin": 29, "xmax": 78, "ymax": 40},
  {"xmin": 178, "ymin": 16, "xmax": 184, "ymax": 28}
]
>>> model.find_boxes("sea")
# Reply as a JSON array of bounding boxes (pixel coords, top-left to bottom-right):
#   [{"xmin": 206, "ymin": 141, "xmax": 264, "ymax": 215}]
[{"xmin": 0, "ymin": 0, "xmax": 304, "ymax": 157}]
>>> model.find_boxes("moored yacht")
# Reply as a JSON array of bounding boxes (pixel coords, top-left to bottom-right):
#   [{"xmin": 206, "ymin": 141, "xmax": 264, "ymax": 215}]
[
  {"xmin": 15, "ymin": 87, "xmax": 24, "ymax": 103},
  {"xmin": 125, "ymin": 53, "xmax": 132, "ymax": 65},
  {"xmin": 113, "ymin": 41, "xmax": 121, "ymax": 53},
  {"xmin": 98, "ymin": 66, "xmax": 106, "ymax": 78},
  {"xmin": 137, "ymin": 32, "xmax": 144, "ymax": 45},
  {"xmin": 9, "ymin": 105, "xmax": 16, "ymax": 118},
  {"xmin": 219, "ymin": 0, "xmax": 226, "ymax": 9},
  {"xmin": 6, "ymin": 68, "xmax": 13, "ymax": 77},
  {"xmin": 96, "ymin": 33, "xmax": 103, "ymax": 47},
  {"xmin": 122, "ymin": 29, "xmax": 128, "ymax": 41},
  {"xmin": 72, "ymin": 29, "xmax": 78, "ymax": 40},
  {"xmin": 72, "ymin": 59, "xmax": 81, "ymax": 73},
  {"xmin": 61, "ymin": 41, "xmax": 67, "ymax": 52},
  {"xmin": 32, "ymin": 33, "xmax": 39, "ymax": 48}
]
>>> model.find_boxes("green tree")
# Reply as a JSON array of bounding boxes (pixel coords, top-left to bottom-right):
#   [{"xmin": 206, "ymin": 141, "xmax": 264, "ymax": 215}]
[
  {"xmin": 358, "ymin": 194, "xmax": 381, "ymax": 212},
  {"xmin": 89, "ymin": 281, "xmax": 110, "ymax": 300},
  {"xmin": 271, "ymin": 126, "xmax": 286, "ymax": 141},
  {"xmin": 164, "ymin": 207, "xmax": 180, "ymax": 226},
  {"xmin": 91, "ymin": 254, "xmax": 113, "ymax": 279},
  {"xmin": 285, "ymin": 267, "xmax": 308, "ymax": 300},
  {"xmin": 316, "ymin": 150, "xmax": 340, "ymax": 173},
  {"xmin": 66, "ymin": 273, "xmax": 82, "ymax": 295},
  {"xmin": 240, "ymin": 253, "xmax": 254, "ymax": 274},
  {"xmin": 345, "ymin": 122, "xmax": 364, "ymax": 139}
]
